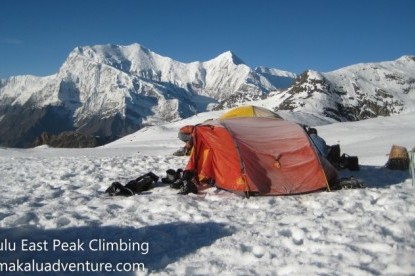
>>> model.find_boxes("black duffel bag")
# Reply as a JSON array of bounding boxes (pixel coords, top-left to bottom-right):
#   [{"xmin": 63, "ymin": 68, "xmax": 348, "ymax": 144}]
[{"xmin": 339, "ymin": 154, "xmax": 360, "ymax": 171}]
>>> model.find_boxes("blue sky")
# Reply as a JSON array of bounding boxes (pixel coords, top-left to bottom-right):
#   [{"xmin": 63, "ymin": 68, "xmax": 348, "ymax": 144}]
[{"xmin": 1, "ymin": 0, "xmax": 414, "ymax": 78}]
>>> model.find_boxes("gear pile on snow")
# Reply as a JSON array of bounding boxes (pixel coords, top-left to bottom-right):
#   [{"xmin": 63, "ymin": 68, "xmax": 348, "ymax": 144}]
[
  {"xmin": 105, "ymin": 172, "xmax": 159, "ymax": 196},
  {"xmin": 161, "ymin": 169, "xmax": 198, "ymax": 195}
]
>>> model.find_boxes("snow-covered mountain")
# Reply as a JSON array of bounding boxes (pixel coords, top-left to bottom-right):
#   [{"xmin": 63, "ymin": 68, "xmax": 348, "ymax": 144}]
[
  {"xmin": 258, "ymin": 56, "xmax": 415, "ymax": 121},
  {"xmin": 0, "ymin": 43, "xmax": 293, "ymax": 147},
  {"xmin": 1, "ymin": 43, "xmax": 414, "ymax": 148}
]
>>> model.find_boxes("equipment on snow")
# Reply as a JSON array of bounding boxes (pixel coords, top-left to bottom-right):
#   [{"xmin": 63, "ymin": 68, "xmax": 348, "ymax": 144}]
[
  {"xmin": 410, "ymin": 147, "xmax": 415, "ymax": 186},
  {"xmin": 105, "ymin": 172, "xmax": 159, "ymax": 196},
  {"xmin": 162, "ymin": 169, "xmax": 198, "ymax": 194},
  {"xmin": 329, "ymin": 177, "xmax": 365, "ymax": 190},
  {"xmin": 386, "ymin": 145, "xmax": 410, "ymax": 170},
  {"xmin": 177, "ymin": 170, "xmax": 198, "ymax": 195},
  {"xmin": 162, "ymin": 169, "xmax": 184, "ymax": 189},
  {"xmin": 339, "ymin": 154, "xmax": 360, "ymax": 171}
]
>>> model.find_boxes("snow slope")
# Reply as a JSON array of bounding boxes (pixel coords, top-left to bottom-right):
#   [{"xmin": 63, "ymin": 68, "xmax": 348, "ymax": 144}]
[
  {"xmin": 253, "ymin": 56, "xmax": 415, "ymax": 122},
  {"xmin": 0, "ymin": 111, "xmax": 414, "ymax": 275}
]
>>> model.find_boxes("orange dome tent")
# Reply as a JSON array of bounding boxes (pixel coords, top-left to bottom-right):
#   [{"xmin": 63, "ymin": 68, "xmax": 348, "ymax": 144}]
[{"xmin": 185, "ymin": 116, "xmax": 337, "ymax": 196}]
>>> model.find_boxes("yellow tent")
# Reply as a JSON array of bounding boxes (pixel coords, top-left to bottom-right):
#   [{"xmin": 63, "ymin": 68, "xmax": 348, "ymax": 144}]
[{"xmin": 219, "ymin": 105, "xmax": 282, "ymax": 120}]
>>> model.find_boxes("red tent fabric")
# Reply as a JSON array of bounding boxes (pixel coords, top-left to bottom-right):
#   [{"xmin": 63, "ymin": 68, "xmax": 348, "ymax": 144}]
[{"xmin": 186, "ymin": 117, "xmax": 336, "ymax": 195}]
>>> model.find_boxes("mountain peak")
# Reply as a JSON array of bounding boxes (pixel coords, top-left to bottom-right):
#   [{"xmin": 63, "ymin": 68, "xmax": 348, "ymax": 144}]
[
  {"xmin": 214, "ymin": 51, "xmax": 245, "ymax": 65},
  {"xmin": 71, "ymin": 43, "xmax": 154, "ymax": 59},
  {"xmin": 397, "ymin": 55, "xmax": 415, "ymax": 63},
  {"xmin": 65, "ymin": 43, "xmax": 170, "ymax": 75}
]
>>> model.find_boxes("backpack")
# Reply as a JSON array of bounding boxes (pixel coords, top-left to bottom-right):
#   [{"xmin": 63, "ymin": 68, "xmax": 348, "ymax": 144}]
[
  {"xmin": 327, "ymin": 144, "xmax": 341, "ymax": 165},
  {"xmin": 339, "ymin": 154, "xmax": 360, "ymax": 171}
]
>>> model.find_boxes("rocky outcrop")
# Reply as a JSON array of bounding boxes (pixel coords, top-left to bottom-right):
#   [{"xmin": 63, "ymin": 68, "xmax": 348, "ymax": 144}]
[{"xmin": 33, "ymin": 131, "xmax": 116, "ymax": 148}]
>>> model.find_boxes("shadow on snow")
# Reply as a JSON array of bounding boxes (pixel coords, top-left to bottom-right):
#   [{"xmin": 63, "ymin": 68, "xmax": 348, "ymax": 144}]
[
  {"xmin": 338, "ymin": 164, "xmax": 410, "ymax": 189},
  {"xmin": 0, "ymin": 221, "xmax": 235, "ymax": 274}
]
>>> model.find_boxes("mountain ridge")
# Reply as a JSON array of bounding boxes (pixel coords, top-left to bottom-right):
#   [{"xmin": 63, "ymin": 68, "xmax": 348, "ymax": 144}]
[
  {"xmin": 272, "ymin": 55, "xmax": 415, "ymax": 121},
  {"xmin": 0, "ymin": 43, "xmax": 414, "ymax": 147},
  {"xmin": 0, "ymin": 43, "xmax": 292, "ymax": 147}
]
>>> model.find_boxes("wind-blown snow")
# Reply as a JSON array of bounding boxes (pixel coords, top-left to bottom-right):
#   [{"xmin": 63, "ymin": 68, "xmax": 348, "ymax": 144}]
[{"xmin": 0, "ymin": 111, "xmax": 414, "ymax": 275}]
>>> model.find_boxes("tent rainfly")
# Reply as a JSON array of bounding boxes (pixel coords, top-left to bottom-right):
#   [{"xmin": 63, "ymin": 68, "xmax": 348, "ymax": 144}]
[
  {"xmin": 219, "ymin": 105, "xmax": 283, "ymax": 120},
  {"xmin": 185, "ymin": 117, "xmax": 337, "ymax": 196}
]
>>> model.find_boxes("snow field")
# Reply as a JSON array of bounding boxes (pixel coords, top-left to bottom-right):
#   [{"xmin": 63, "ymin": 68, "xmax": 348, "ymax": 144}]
[{"xmin": 0, "ymin": 111, "xmax": 415, "ymax": 275}]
